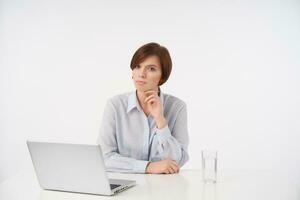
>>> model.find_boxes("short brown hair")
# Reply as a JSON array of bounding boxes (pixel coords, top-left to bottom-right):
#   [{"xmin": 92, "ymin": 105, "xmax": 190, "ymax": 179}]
[{"xmin": 130, "ymin": 42, "xmax": 172, "ymax": 86}]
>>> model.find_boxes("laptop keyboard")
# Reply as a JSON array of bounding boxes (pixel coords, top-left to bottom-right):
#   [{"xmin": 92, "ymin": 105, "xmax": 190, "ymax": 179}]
[{"xmin": 110, "ymin": 184, "xmax": 121, "ymax": 190}]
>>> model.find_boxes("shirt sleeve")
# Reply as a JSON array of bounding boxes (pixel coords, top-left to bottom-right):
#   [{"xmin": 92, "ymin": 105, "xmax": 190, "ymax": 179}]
[
  {"xmin": 97, "ymin": 99, "xmax": 149, "ymax": 173},
  {"xmin": 150, "ymin": 104, "xmax": 189, "ymax": 166}
]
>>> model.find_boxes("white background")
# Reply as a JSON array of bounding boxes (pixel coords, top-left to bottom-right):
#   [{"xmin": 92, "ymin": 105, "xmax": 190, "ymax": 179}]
[{"xmin": 1, "ymin": 0, "xmax": 300, "ymax": 183}]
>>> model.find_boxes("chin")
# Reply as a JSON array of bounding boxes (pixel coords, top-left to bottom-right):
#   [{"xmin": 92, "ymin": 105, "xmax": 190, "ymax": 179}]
[
  {"xmin": 137, "ymin": 87, "xmax": 158, "ymax": 93},
  {"xmin": 135, "ymin": 87, "xmax": 147, "ymax": 92}
]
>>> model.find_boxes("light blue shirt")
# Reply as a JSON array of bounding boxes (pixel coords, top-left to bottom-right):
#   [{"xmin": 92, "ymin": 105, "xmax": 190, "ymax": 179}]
[{"xmin": 97, "ymin": 90, "xmax": 189, "ymax": 173}]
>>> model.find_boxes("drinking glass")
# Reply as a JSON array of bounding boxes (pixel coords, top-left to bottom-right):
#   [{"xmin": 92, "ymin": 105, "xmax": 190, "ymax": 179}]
[{"xmin": 201, "ymin": 150, "xmax": 218, "ymax": 183}]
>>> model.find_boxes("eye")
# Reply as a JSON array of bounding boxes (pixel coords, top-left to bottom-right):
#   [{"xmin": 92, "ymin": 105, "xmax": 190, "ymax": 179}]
[{"xmin": 147, "ymin": 66, "xmax": 156, "ymax": 71}]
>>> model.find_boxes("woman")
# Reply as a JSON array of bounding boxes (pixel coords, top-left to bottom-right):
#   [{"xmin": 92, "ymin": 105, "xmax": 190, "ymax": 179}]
[{"xmin": 98, "ymin": 42, "xmax": 189, "ymax": 174}]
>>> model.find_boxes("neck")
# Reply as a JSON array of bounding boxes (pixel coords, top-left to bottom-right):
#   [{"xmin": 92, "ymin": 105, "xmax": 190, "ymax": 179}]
[{"xmin": 136, "ymin": 87, "xmax": 160, "ymax": 109}]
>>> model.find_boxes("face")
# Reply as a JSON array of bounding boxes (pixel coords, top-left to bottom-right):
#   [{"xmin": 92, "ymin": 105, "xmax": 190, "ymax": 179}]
[{"xmin": 132, "ymin": 55, "xmax": 162, "ymax": 92}]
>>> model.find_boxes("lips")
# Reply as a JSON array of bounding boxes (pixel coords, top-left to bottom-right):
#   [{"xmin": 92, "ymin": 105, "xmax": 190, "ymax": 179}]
[{"xmin": 136, "ymin": 80, "xmax": 146, "ymax": 85}]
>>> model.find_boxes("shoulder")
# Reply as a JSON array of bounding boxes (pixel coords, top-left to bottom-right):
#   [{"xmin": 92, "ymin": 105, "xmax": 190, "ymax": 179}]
[
  {"xmin": 107, "ymin": 92, "xmax": 131, "ymax": 106},
  {"xmin": 106, "ymin": 92, "xmax": 131, "ymax": 109},
  {"xmin": 162, "ymin": 93, "xmax": 187, "ymax": 111}
]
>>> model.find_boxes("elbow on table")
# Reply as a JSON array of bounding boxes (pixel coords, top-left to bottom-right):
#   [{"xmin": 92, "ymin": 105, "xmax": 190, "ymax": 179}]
[{"xmin": 178, "ymin": 152, "xmax": 189, "ymax": 167}]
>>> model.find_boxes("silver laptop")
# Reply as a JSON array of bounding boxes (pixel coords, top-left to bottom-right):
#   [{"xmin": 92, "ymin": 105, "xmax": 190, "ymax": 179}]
[{"xmin": 27, "ymin": 141, "xmax": 136, "ymax": 196}]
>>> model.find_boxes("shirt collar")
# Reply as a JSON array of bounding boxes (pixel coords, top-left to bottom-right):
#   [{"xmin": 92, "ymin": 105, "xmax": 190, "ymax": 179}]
[{"xmin": 127, "ymin": 89, "xmax": 164, "ymax": 114}]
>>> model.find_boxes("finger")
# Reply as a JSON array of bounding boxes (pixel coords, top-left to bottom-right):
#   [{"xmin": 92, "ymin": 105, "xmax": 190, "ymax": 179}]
[
  {"xmin": 168, "ymin": 164, "xmax": 176, "ymax": 174},
  {"xmin": 167, "ymin": 167, "xmax": 175, "ymax": 174},
  {"xmin": 144, "ymin": 90, "xmax": 158, "ymax": 97},
  {"xmin": 144, "ymin": 94, "xmax": 155, "ymax": 103},
  {"xmin": 172, "ymin": 163, "xmax": 180, "ymax": 173},
  {"xmin": 170, "ymin": 163, "xmax": 180, "ymax": 173},
  {"xmin": 171, "ymin": 160, "xmax": 180, "ymax": 168},
  {"xmin": 169, "ymin": 164, "xmax": 178, "ymax": 174},
  {"xmin": 145, "ymin": 97, "xmax": 158, "ymax": 105},
  {"xmin": 144, "ymin": 90, "xmax": 156, "ymax": 94}
]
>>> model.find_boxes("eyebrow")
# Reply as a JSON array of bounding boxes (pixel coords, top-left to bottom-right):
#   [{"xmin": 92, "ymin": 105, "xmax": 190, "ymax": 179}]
[{"xmin": 145, "ymin": 64, "xmax": 158, "ymax": 68}]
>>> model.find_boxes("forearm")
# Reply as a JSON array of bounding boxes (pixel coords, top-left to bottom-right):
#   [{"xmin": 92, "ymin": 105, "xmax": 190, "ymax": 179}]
[
  {"xmin": 104, "ymin": 152, "xmax": 149, "ymax": 173},
  {"xmin": 155, "ymin": 116, "xmax": 167, "ymax": 129},
  {"xmin": 150, "ymin": 126, "xmax": 188, "ymax": 165}
]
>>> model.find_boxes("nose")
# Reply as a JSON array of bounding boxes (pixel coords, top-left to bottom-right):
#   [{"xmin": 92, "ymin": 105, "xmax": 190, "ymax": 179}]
[{"xmin": 138, "ymin": 68, "xmax": 146, "ymax": 78}]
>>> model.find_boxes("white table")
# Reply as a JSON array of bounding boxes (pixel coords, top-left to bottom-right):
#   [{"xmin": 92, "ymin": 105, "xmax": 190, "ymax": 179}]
[{"xmin": 1, "ymin": 168, "xmax": 299, "ymax": 200}]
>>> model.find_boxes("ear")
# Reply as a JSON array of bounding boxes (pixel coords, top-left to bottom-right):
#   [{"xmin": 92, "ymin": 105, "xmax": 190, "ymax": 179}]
[{"xmin": 158, "ymin": 78, "xmax": 164, "ymax": 86}]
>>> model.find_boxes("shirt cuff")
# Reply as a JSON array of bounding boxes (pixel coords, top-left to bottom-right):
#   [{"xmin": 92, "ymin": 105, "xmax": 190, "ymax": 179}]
[
  {"xmin": 133, "ymin": 160, "xmax": 149, "ymax": 173},
  {"xmin": 155, "ymin": 125, "xmax": 172, "ymax": 143}
]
